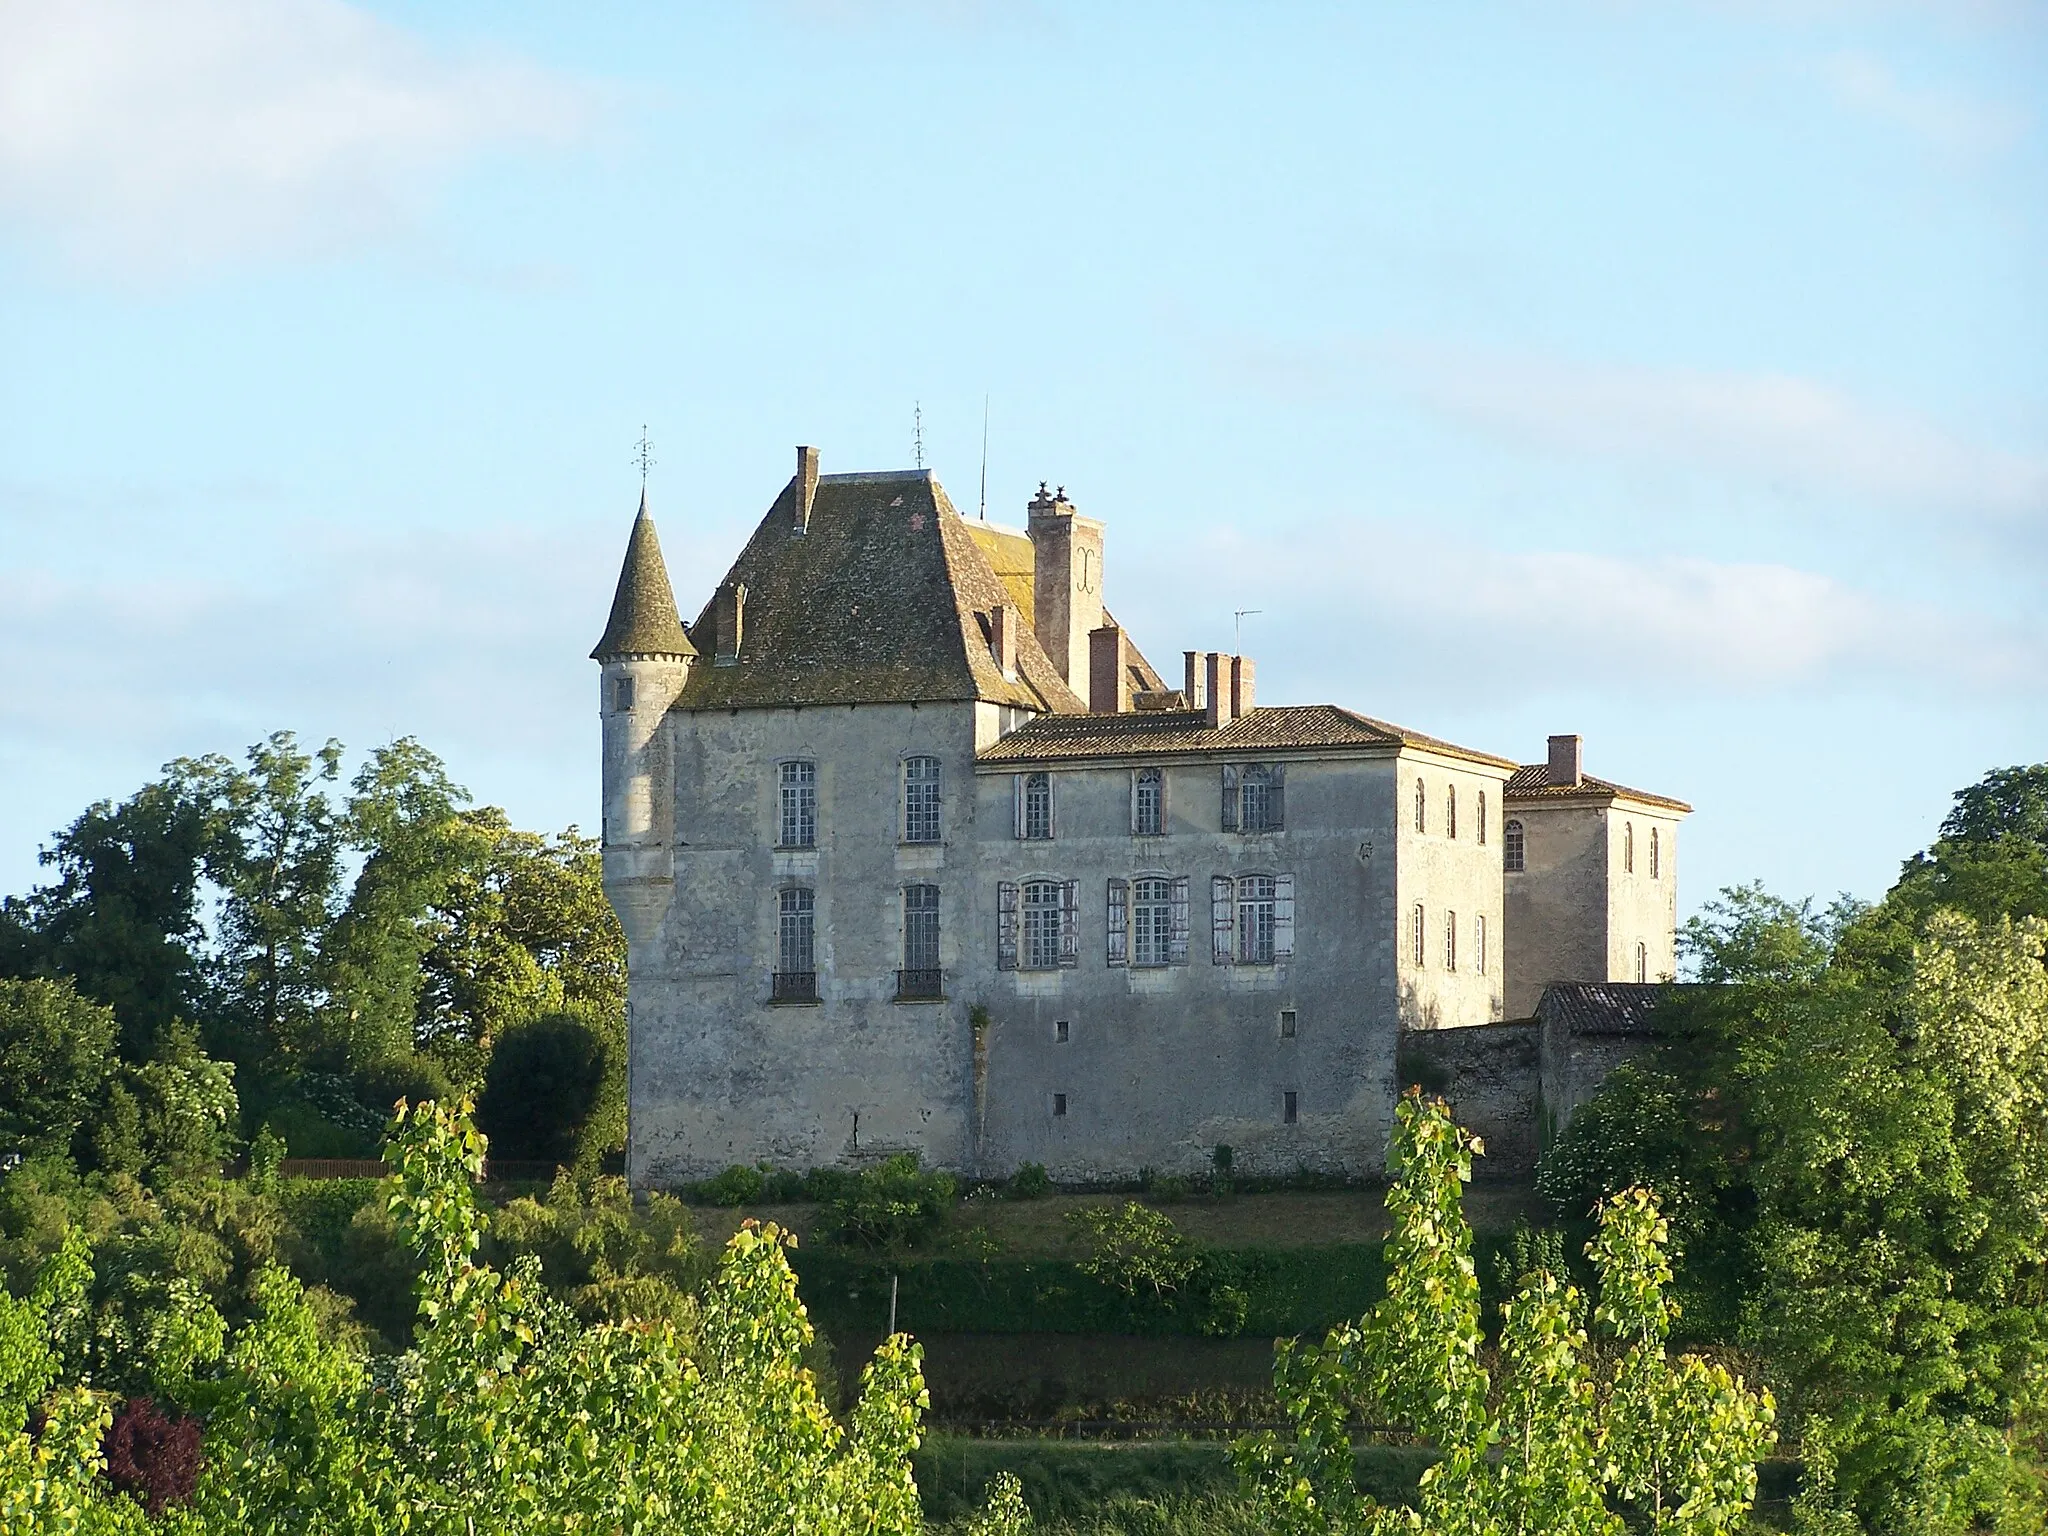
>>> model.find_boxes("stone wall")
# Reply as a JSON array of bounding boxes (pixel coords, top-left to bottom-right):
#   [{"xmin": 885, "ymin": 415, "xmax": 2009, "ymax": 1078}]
[{"xmin": 1395, "ymin": 1020, "xmax": 1542, "ymax": 1179}]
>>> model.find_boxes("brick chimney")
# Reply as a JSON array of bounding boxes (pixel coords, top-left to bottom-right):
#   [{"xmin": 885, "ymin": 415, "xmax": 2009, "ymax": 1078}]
[
  {"xmin": 1026, "ymin": 482, "xmax": 1105, "ymax": 688},
  {"xmin": 1231, "ymin": 655, "xmax": 1255, "ymax": 717},
  {"xmin": 794, "ymin": 445, "xmax": 819, "ymax": 534},
  {"xmin": 1205, "ymin": 652, "xmax": 1233, "ymax": 729},
  {"xmin": 714, "ymin": 582, "xmax": 747, "ymax": 666},
  {"xmin": 1548, "ymin": 733, "xmax": 1583, "ymax": 787},
  {"xmin": 1182, "ymin": 651, "xmax": 1208, "ymax": 711},
  {"xmin": 1089, "ymin": 625, "xmax": 1131, "ymax": 713},
  {"xmin": 988, "ymin": 604, "xmax": 1019, "ymax": 682}
]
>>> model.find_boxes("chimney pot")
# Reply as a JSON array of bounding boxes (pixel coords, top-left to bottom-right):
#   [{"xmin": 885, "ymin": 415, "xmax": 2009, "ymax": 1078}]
[{"xmin": 1547, "ymin": 733, "xmax": 1583, "ymax": 787}]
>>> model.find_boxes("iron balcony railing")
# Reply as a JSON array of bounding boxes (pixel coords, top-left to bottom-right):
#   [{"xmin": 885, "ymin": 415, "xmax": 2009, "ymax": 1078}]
[
  {"xmin": 770, "ymin": 971, "xmax": 817, "ymax": 1003},
  {"xmin": 895, "ymin": 967, "xmax": 943, "ymax": 1000}
]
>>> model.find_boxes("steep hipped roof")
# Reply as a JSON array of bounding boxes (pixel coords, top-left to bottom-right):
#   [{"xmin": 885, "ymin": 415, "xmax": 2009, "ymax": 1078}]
[
  {"xmin": 590, "ymin": 491, "xmax": 697, "ymax": 660},
  {"xmin": 1505, "ymin": 764, "xmax": 1692, "ymax": 813},
  {"xmin": 677, "ymin": 470, "xmax": 1084, "ymax": 712},
  {"xmin": 977, "ymin": 703, "xmax": 1518, "ymax": 768}
]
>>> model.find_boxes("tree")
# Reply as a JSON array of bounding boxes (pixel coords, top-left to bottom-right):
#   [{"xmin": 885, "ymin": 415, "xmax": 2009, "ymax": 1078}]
[
  {"xmin": 474, "ymin": 1008, "xmax": 619, "ymax": 1171},
  {"xmin": 1238, "ymin": 1092, "xmax": 1774, "ymax": 1535},
  {"xmin": 0, "ymin": 979, "xmax": 116, "ymax": 1162}
]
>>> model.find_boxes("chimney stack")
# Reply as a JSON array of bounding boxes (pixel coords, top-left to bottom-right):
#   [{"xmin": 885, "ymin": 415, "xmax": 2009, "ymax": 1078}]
[
  {"xmin": 1182, "ymin": 651, "xmax": 1208, "ymax": 710},
  {"xmin": 1230, "ymin": 655, "xmax": 1255, "ymax": 717},
  {"xmin": 1026, "ymin": 482, "xmax": 1106, "ymax": 689},
  {"xmin": 1089, "ymin": 625, "xmax": 1131, "ymax": 714},
  {"xmin": 1205, "ymin": 652, "xmax": 1233, "ymax": 729},
  {"xmin": 1547, "ymin": 733, "xmax": 1583, "ymax": 787},
  {"xmin": 714, "ymin": 582, "xmax": 747, "ymax": 665},
  {"xmin": 794, "ymin": 445, "xmax": 819, "ymax": 534},
  {"xmin": 989, "ymin": 604, "xmax": 1019, "ymax": 682}
]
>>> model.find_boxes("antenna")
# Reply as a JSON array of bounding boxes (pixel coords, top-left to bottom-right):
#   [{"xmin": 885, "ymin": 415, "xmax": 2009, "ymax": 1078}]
[
  {"xmin": 1234, "ymin": 608, "xmax": 1262, "ymax": 652},
  {"xmin": 633, "ymin": 425, "xmax": 655, "ymax": 492},
  {"xmin": 978, "ymin": 395, "xmax": 989, "ymax": 520},
  {"xmin": 913, "ymin": 401, "xmax": 925, "ymax": 469}
]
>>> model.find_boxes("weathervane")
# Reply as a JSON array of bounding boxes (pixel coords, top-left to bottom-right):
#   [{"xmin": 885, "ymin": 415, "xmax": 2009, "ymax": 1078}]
[{"xmin": 633, "ymin": 425, "xmax": 656, "ymax": 491}]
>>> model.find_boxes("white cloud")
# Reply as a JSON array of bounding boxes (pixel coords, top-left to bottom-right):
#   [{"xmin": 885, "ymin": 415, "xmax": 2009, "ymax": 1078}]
[
  {"xmin": 0, "ymin": 0, "xmax": 596, "ymax": 273},
  {"xmin": 1819, "ymin": 49, "xmax": 2028, "ymax": 154},
  {"xmin": 1125, "ymin": 517, "xmax": 2041, "ymax": 700},
  {"xmin": 1385, "ymin": 344, "xmax": 2048, "ymax": 522}
]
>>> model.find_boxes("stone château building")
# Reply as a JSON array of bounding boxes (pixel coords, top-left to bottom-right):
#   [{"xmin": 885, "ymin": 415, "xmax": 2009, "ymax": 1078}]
[{"xmin": 594, "ymin": 449, "xmax": 1689, "ymax": 1186}]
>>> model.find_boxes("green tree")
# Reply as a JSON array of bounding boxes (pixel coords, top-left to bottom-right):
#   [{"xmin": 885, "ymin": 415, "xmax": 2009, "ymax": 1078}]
[
  {"xmin": 1067, "ymin": 1201, "xmax": 1198, "ymax": 1298},
  {"xmin": 0, "ymin": 979, "xmax": 116, "ymax": 1162},
  {"xmin": 474, "ymin": 1008, "xmax": 620, "ymax": 1171},
  {"xmin": 1239, "ymin": 1093, "xmax": 1774, "ymax": 1535}
]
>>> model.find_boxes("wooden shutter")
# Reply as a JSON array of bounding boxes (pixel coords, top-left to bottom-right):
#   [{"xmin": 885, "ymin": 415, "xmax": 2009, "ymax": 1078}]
[
  {"xmin": 996, "ymin": 881, "xmax": 1019, "ymax": 970},
  {"xmin": 1106, "ymin": 878, "xmax": 1128, "ymax": 967},
  {"xmin": 1274, "ymin": 873, "xmax": 1295, "ymax": 959},
  {"xmin": 1129, "ymin": 773, "xmax": 1140, "ymax": 835},
  {"xmin": 1220, "ymin": 765, "xmax": 1239, "ymax": 832},
  {"xmin": 1269, "ymin": 763, "xmax": 1286, "ymax": 831},
  {"xmin": 1046, "ymin": 775, "xmax": 1057, "ymax": 839},
  {"xmin": 1059, "ymin": 879, "xmax": 1080, "ymax": 968},
  {"xmin": 1011, "ymin": 775, "xmax": 1026, "ymax": 839},
  {"xmin": 1211, "ymin": 875, "xmax": 1234, "ymax": 965},
  {"xmin": 1168, "ymin": 876, "xmax": 1191, "ymax": 965}
]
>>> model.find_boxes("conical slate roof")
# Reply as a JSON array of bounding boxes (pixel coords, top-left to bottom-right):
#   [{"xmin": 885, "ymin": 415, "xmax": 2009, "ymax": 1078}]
[{"xmin": 591, "ymin": 490, "xmax": 697, "ymax": 660}]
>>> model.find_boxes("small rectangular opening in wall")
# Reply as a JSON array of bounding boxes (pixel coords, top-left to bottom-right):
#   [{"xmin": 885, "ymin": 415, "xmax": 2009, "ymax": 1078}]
[
  {"xmin": 1055, "ymin": 1019, "xmax": 1070, "ymax": 1043},
  {"xmin": 1053, "ymin": 1092, "xmax": 1068, "ymax": 1117},
  {"xmin": 614, "ymin": 676, "xmax": 635, "ymax": 711},
  {"xmin": 1279, "ymin": 1008, "xmax": 1297, "ymax": 1039},
  {"xmin": 1283, "ymin": 1090, "xmax": 1298, "ymax": 1124}
]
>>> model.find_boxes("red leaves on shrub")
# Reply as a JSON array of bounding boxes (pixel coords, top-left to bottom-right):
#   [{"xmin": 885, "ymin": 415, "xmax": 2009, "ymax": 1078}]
[{"xmin": 102, "ymin": 1397, "xmax": 202, "ymax": 1515}]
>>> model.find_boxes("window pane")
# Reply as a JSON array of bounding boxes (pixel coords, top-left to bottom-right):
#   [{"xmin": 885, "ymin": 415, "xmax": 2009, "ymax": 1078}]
[
  {"xmin": 1134, "ymin": 769, "xmax": 1162, "ymax": 836},
  {"xmin": 1132, "ymin": 876, "xmax": 1172, "ymax": 966},
  {"xmin": 903, "ymin": 756, "xmax": 942, "ymax": 843},
  {"xmin": 779, "ymin": 761, "xmax": 817, "ymax": 847},
  {"xmin": 1504, "ymin": 820, "xmax": 1525, "ymax": 873},
  {"xmin": 1023, "ymin": 880, "xmax": 1061, "ymax": 969},
  {"xmin": 779, "ymin": 887, "xmax": 815, "ymax": 973},
  {"xmin": 1237, "ymin": 874, "xmax": 1276, "ymax": 964},
  {"xmin": 1024, "ymin": 773, "xmax": 1053, "ymax": 840},
  {"xmin": 904, "ymin": 884, "xmax": 939, "ymax": 970}
]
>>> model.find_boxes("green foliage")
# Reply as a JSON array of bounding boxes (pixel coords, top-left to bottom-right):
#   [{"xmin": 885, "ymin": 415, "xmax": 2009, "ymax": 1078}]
[
  {"xmin": 1237, "ymin": 1093, "xmax": 1774, "ymax": 1535},
  {"xmin": 1067, "ymin": 1203, "xmax": 1197, "ymax": 1298},
  {"xmin": 821, "ymin": 1152, "xmax": 957, "ymax": 1249},
  {"xmin": 488, "ymin": 1169, "xmax": 707, "ymax": 1328},
  {"xmin": 703, "ymin": 1163, "xmax": 769, "ymax": 1207},
  {"xmin": 474, "ymin": 1007, "xmax": 621, "ymax": 1171},
  {"xmin": 1007, "ymin": 1162, "xmax": 1054, "ymax": 1201},
  {"xmin": 0, "ymin": 978, "xmax": 116, "ymax": 1161}
]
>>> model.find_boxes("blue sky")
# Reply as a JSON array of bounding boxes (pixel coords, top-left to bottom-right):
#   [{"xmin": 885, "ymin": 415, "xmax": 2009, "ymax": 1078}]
[{"xmin": 1, "ymin": 0, "xmax": 2043, "ymax": 917}]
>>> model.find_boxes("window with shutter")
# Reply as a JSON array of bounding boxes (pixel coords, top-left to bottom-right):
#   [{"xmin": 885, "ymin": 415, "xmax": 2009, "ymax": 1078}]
[
  {"xmin": 1236, "ymin": 875, "xmax": 1277, "ymax": 964},
  {"xmin": 1021, "ymin": 881, "xmax": 1060, "ymax": 969},
  {"xmin": 1059, "ymin": 880, "xmax": 1080, "ymax": 967},
  {"xmin": 1220, "ymin": 765, "xmax": 1239, "ymax": 832},
  {"xmin": 1011, "ymin": 775, "xmax": 1025, "ymax": 839},
  {"xmin": 1273, "ymin": 873, "xmax": 1294, "ymax": 959},
  {"xmin": 996, "ymin": 881, "xmax": 1020, "ymax": 970},
  {"xmin": 1269, "ymin": 763, "xmax": 1286, "ymax": 830},
  {"xmin": 1211, "ymin": 875, "xmax": 1234, "ymax": 964},
  {"xmin": 1130, "ymin": 877, "xmax": 1171, "ymax": 967},
  {"xmin": 1106, "ymin": 878, "xmax": 1129, "ymax": 966},
  {"xmin": 1168, "ymin": 876, "xmax": 1191, "ymax": 965},
  {"xmin": 1132, "ymin": 768, "xmax": 1163, "ymax": 836}
]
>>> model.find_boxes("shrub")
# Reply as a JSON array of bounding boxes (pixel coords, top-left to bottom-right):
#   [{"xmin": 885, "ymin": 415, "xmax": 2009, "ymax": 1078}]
[
  {"xmin": 823, "ymin": 1153, "xmax": 955, "ymax": 1249},
  {"xmin": 101, "ymin": 1396, "xmax": 202, "ymax": 1515},
  {"xmin": 1068, "ymin": 1202, "xmax": 1197, "ymax": 1298},
  {"xmin": 701, "ymin": 1164, "xmax": 767, "ymax": 1207},
  {"xmin": 475, "ymin": 1009, "xmax": 618, "ymax": 1169},
  {"xmin": 1005, "ymin": 1162, "xmax": 1052, "ymax": 1201}
]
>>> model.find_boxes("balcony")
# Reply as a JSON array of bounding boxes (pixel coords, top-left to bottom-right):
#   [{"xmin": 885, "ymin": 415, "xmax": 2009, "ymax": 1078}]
[
  {"xmin": 770, "ymin": 971, "xmax": 818, "ymax": 1004},
  {"xmin": 895, "ymin": 967, "xmax": 943, "ymax": 1001}
]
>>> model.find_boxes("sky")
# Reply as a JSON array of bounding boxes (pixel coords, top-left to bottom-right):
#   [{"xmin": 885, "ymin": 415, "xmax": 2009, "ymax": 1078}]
[{"xmin": 1, "ymin": 0, "xmax": 2043, "ymax": 918}]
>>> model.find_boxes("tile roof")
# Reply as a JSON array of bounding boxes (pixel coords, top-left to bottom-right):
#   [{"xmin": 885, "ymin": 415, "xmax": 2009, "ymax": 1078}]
[
  {"xmin": 976, "ymin": 703, "xmax": 1519, "ymax": 767},
  {"xmin": 676, "ymin": 470, "xmax": 1083, "ymax": 713},
  {"xmin": 1535, "ymin": 981, "xmax": 1685, "ymax": 1036},
  {"xmin": 1504, "ymin": 765, "xmax": 1692, "ymax": 813},
  {"xmin": 590, "ymin": 492, "xmax": 697, "ymax": 660}
]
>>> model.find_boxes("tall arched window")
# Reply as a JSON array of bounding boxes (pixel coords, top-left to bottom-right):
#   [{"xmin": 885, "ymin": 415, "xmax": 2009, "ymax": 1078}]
[
  {"xmin": 1636, "ymin": 942, "xmax": 1648, "ymax": 984},
  {"xmin": 1443, "ymin": 910, "xmax": 1457, "ymax": 971},
  {"xmin": 1477, "ymin": 791, "xmax": 1487, "ymax": 846},
  {"xmin": 1132, "ymin": 767, "xmax": 1163, "ymax": 836},
  {"xmin": 1504, "ymin": 819, "xmax": 1525, "ymax": 873},
  {"xmin": 1650, "ymin": 827, "xmax": 1660, "ymax": 879},
  {"xmin": 1411, "ymin": 903, "xmax": 1425, "ymax": 966},
  {"xmin": 1446, "ymin": 786, "xmax": 1457, "ymax": 840},
  {"xmin": 903, "ymin": 756, "xmax": 941, "ymax": 843},
  {"xmin": 1415, "ymin": 778, "xmax": 1426, "ymax": 834},
  {"xmin": 774, "ymin": 888, "xmax": 816, "ymax": 1001},
  {"xmin": 1624, "ymin": 821, "xmax": 1635, "ymax": 874},
  {"xmin": 1022, "ymin": 881, "xmax": 1062, "ymax": 969}
]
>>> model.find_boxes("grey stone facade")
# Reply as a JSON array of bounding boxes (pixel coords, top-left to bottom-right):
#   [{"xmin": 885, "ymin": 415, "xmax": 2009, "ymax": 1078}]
[{"xmin": 594, "ymin": 453, "xmax": 1691, "ymax": 1186}]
